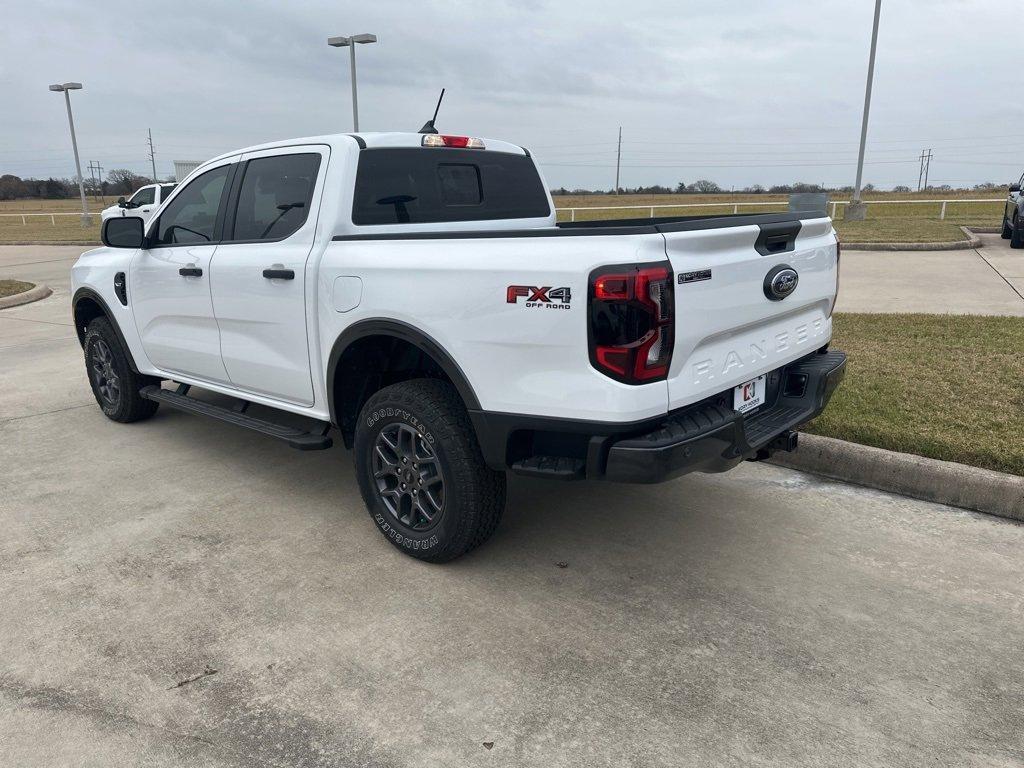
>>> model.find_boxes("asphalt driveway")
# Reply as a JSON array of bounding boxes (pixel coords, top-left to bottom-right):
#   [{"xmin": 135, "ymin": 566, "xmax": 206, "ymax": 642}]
[{"xmin": 1, "ymin": 245, "xmax": 1023, "ymax": 767}]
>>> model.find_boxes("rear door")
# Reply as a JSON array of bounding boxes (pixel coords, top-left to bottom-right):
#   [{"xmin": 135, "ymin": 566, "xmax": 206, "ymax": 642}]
[
  {"xmin": 209, "ymin": 146, "xmax": 327, "ymax": 405},
  {"xmin": 662, "ymin": 217, "xmax": 838, "ymax": 411}
]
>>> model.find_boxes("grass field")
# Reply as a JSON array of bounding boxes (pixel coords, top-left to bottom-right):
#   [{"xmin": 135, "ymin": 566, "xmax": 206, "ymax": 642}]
[
  {"xmin": 0, "ymin": 190, "xmax": 1006, "ymax": 244},
  {"xmin": 0, "ymin": 279, "xmax": 34, "ymax": 298},
  {"xmin": 806, "ymin": 313, "xmax": 1024, "ymax": 476}
]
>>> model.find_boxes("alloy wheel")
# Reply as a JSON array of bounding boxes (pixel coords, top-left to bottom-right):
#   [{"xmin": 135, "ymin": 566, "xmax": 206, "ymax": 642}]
[
  {"xmin": 89, "ymin": 339, "xmax": 121, "ymax": 409},
  {"xmin": 372, "ymin": 423, "xmax": 445, "ymax": 531}
]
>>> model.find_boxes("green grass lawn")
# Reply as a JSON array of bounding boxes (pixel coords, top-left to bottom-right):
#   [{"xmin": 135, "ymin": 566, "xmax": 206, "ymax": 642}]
[
  {"xmin": 806, "ymin": 313, "xmax": 1024, "ymax": 476},
  {"xmin": 0, "ymin": 216, "xmax": 101, "ymax": 243},
  {"xmin": 832, "ymin": 218, "xmax": 969, "ymax": 243},
  {"xmin": 0, "ymin": 279, "xmax": 35, "ymax": 298}
]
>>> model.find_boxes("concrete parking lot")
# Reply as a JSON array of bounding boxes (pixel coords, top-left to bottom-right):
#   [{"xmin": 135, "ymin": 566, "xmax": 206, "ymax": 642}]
[
  {"xmin": 2, "ymin": 245, "xmax": 1023, "ymax": 767},
  {"xmin": 835, "ymin": 233, "xmax": 1024, "ymax": 315}
]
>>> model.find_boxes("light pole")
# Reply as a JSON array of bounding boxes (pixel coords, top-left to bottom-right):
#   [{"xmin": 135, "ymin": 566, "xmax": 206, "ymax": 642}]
[
  {"xmin": 327, "ymin": 33, "xmax": 377, "ymax": 132},
  {"xmin": 846, "ymin": 0, "xmax": 882, "ymax": 221},
  {"xmin": 48, "ymin": 82, "xmax": 91, "ymax": 226}
]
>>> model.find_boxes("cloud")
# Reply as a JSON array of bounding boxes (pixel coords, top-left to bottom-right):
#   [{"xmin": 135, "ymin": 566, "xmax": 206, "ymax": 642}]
[{"xmin": 2, "ymin": 0, "xmax": 1021, "ymax": 190}]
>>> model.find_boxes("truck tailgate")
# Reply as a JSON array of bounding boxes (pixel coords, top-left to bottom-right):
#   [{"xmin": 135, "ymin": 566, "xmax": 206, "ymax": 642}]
[{"xmin": 663, "ymin": 216, "xmax": 838, "ymax": 411}]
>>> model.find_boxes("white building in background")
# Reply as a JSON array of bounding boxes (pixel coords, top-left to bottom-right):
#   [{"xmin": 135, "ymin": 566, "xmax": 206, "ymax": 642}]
[{"xmin": 172, "ymin": 160, "xmax": 202, "ymax": 182}]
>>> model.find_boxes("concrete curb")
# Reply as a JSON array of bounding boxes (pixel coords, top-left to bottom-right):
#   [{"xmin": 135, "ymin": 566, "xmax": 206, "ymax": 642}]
[
  {"xmin": 966, "ymin": 226, "xmax": 1000, "ymax": 234},
  {"xmin": 0, "ymin": 283, "xmax": 53, "ymax": 310},
  {"xmin": 770, "ymin": 433, "xmax": 1024, "ymax": 521},
  {"xmin": 843, "ymin": 226, "xmax": 982, "ymax": 252}
]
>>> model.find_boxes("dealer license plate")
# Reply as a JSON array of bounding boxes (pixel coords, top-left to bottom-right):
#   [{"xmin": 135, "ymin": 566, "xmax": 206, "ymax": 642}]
[{"xmin": 734, "ymin": 375, "xmax": 766, "ymax": 414}]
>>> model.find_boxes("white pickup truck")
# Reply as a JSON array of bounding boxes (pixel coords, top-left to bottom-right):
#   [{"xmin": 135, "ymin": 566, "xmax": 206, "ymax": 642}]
[
  {"xmin": 100, "ymin": 183, "xmax": 177, "ymax": 227},
  {"xmin": 72, "ymin": 131, "xmax": 845, "ymax": 562}
]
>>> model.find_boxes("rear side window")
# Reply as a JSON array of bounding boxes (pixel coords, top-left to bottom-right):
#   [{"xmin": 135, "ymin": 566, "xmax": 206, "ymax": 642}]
[
  {"xmin": 230, "ymin": 153, "xmax": 321, "ymax": 242},
  {"xmin": 352, "ymin": 148, "xmax": 550, "ymax": 225}
]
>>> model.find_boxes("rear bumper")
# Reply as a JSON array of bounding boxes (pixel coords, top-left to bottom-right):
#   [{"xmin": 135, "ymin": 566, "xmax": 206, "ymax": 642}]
[
  {"xmin": 469, "ymin": 349, "xmax": 846, "ymax": 484},
  {"xmin": 604, "ymin": 350, "xmax": 846, "ymax": 483}
]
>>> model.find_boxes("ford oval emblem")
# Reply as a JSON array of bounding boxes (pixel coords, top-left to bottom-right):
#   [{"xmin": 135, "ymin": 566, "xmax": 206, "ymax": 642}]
[{"xmin": 764, "ymin": 265, "xmax": 799, "ymax": 301}]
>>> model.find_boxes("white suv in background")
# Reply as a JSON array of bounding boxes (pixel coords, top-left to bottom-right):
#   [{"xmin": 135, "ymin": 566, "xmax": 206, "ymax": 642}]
[{"xmin": 100, "ymin": 183, "xmax": 176, "ymax": 227}]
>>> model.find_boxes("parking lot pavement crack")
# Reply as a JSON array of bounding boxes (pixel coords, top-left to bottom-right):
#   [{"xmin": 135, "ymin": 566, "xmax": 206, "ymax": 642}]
[
  {"xmin": 975, "ymin": 247, "xmax": 1024, "ymax": 303},
  {"xmin": 0, "ymin": 674, "xmax": 239, "ymax": 760},
  {"xmin": 168, "ymin": 665, "xmax": 219, "ymax": 690},
  {"xmin": 0, "ymin": 314, "xmax": 74, "ymax": 327},
  {"xmin": 0, "ymin": 402, "xmax": 94, "ymax": 424}
]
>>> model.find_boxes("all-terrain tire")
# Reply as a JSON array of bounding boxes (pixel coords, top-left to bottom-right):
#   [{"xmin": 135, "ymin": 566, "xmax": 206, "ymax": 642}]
[
  {"xmin": 354, "ymin": 379, "xmax": 506, "ymax": 562},
  {"xmin": 83, "ymin": 317, "xmax": 160, "ymax": 423},
  {"xmin": 1012, "ymin": 214, "xmax": 1024, "ymax": 249},
  {"xmin": 1001, "ymin": 215, "xmax": 1012, "ymax": 239}
]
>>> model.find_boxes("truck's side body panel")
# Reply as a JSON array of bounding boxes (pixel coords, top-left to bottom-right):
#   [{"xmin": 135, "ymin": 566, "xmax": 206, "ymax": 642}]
[{"xmin": 317, "ymin": 233, "xmax": 671, "ymax": 423}]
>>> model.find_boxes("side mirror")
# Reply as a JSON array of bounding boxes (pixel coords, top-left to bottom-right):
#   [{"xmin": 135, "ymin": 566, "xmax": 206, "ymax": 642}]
[
  {"xmin": 1010, "ymin": 184, "xmax": 1021, "ymax": 194},
  {"xmin": 102, "ymin": 216, "xmax": 145, "ymax": 248},
  {"xmin": 117, "ymin": 196, "xmax": 127, "ymax": 207}
]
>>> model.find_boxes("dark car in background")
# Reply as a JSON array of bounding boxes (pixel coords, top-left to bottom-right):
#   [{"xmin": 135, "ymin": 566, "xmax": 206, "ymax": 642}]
[{"xmin": 1002, "ymin": 173, "xmax": 1024, "ymax": 248}]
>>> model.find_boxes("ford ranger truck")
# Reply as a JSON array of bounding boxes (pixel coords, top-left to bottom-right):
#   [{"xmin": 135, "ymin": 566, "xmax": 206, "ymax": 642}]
[{"xmin": 71, "ymin": 131, "xmax": 846, "ymax": 562}]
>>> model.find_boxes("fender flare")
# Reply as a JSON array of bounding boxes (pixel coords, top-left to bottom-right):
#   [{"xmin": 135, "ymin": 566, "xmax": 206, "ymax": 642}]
[
  {"xmin": 325, "ymin": 318, "xmax": 481, "ymax": 427},
  {"xmin": 71, "ymin": 287, "xmax": 141, "ymax": 373}
]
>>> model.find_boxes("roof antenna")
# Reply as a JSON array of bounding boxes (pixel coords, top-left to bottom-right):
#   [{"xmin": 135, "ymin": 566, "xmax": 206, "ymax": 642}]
[{"xmin": 418, "ymin": 88, "xmax": 445, "ymax": 134}]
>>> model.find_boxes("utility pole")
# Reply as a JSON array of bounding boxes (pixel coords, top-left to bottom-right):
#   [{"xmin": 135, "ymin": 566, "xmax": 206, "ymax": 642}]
[
  {"xmin": 87, "ymin": 160, "xmax": 99, "ymax": 200},
  {"xmin": 147, "ymin": 129, "xmax": 157, "ymax": 181},
  {"xmin": 93, "ymin": 161, "xmax": 105, "ymax": 203},
  {"xmin": 923, "ymin": 149, "xmax": 932, "ymax": 190},
  {"xmin": 846, "ymin": 0, "xmax": 883, "ymax": 220},
  {"xmin": 614, "ymin": 126, "xmax": 622, "ymax": 195},
  {"xmin": 917, "ymin": 150, "xmax": 926, "ymax": 192}
]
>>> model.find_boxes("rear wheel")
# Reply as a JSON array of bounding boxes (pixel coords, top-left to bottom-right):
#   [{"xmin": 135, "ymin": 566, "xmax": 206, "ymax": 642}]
[
  {"xmin": 354, "ymin": 379, "xmax": 505, "ymax": 562},
  {"xmin": 84, "ymin": 317, "xmax": 159, "ymax": 423},
  {"xmin": 1012, "ymin": 214, "xmax": 1024, "ymax": 249}
]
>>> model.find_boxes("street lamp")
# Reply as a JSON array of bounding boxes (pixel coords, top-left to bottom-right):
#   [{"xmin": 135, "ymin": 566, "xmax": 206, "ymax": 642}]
[
  {"xmin": 327, "ymin": 33, "xmax": 377, "ymax": 132},
  {"xmin": 48, "ymin": 82, "xmax": 91, "ymax": 226},
  {"xmin": 846, "ymin": 0, "xmax": 882, "ymax": 221}
]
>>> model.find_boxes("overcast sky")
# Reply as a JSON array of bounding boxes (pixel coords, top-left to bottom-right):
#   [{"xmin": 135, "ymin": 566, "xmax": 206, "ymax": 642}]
[{"xmin": 1, "ymin": 0, "xmax": 1021, "ymax": 191}]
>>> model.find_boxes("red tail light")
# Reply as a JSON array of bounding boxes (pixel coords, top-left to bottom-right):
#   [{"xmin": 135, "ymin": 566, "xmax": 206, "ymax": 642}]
[{"xmin": 589, "ymin": 263, "xmax": 674, "ymax": 384}]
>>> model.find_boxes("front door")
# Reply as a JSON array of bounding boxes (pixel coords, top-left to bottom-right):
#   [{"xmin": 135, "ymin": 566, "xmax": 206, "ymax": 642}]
[
  {"xmin": 209, "ymin": 147, "xmax": 326, "ymax": 405},
  {"xmin": 130, "ymin": 160, "xmax": 235, "ymax": 383}
]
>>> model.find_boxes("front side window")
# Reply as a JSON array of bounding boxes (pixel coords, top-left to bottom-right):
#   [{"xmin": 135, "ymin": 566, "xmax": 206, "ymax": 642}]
[
  {"xmin": 130, "ymin": 186, "xmax": 155, "ymax": 206},
  {"xmin": 352, "ymin": 148, "xmax": 551, "ymax": 225},
  {"xmin": 153, "ymin": 165, "xmax": 230, "ymax": 245},
  {"xmin": 230, "ymin": 153, "xmax": 321, "ymax": 241}
]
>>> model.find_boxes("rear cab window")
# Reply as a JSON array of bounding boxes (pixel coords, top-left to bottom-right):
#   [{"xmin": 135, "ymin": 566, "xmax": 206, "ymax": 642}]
[{"xmin": 352, "ymin": 148, "xmax": 550, "ymax": 225}]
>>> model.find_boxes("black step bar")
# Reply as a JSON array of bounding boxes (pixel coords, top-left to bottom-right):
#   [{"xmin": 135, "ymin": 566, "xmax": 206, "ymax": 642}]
[{"xmin": 139, "ymin": 384, "xmax": 333, "ymax": 451}]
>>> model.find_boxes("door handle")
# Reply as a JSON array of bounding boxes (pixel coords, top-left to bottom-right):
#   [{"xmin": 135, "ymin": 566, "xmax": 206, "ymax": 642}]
[
  {"xmin": 262, "ymin": 268, "xmax": 295, "ymax": 280},
  {"xmin": 179, "ymin": 266, "xmax": 203, "ymax": 277}
]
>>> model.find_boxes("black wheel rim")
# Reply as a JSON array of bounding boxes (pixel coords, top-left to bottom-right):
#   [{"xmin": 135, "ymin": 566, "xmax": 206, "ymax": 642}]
[
  {"xmin": 89, "ymin": 338, "xmax": 121, "ymax": 409},
  {"xmin": 372, "ymin": 423, "xmax": 445, "ymax": 531}
]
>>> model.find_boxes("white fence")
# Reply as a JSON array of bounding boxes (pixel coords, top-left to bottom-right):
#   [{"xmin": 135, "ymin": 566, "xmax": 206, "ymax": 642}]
[
  {"xmin": 0, "ymin": 198, "xmax": 1006, "ymax": 225},
  {"xmin": 555, "ymin": 198, "xmax": 1004, "ymax": 221}
]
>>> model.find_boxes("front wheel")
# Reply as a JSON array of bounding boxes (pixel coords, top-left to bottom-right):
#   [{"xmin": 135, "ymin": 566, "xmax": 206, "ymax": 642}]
[
  {"xmin": 354, "ymin": 379, "xmax": 506, "ymax": 562},
  {"xmin": 83, "ymin": 317, "xmax": 160, "ymax": 423},
  {"xmin": 1001, "ymin": 215, "xmax": 1012, "ymax": 239},
  {"xmin": 1012, "ymin": 214, "xmax": 1024, "ymax": 249}
]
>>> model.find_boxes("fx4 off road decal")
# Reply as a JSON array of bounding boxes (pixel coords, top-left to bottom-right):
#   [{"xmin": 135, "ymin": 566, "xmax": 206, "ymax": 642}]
[{"xmin": 506, "ymin": 285, "xmax": 572, "ymax": 310}]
